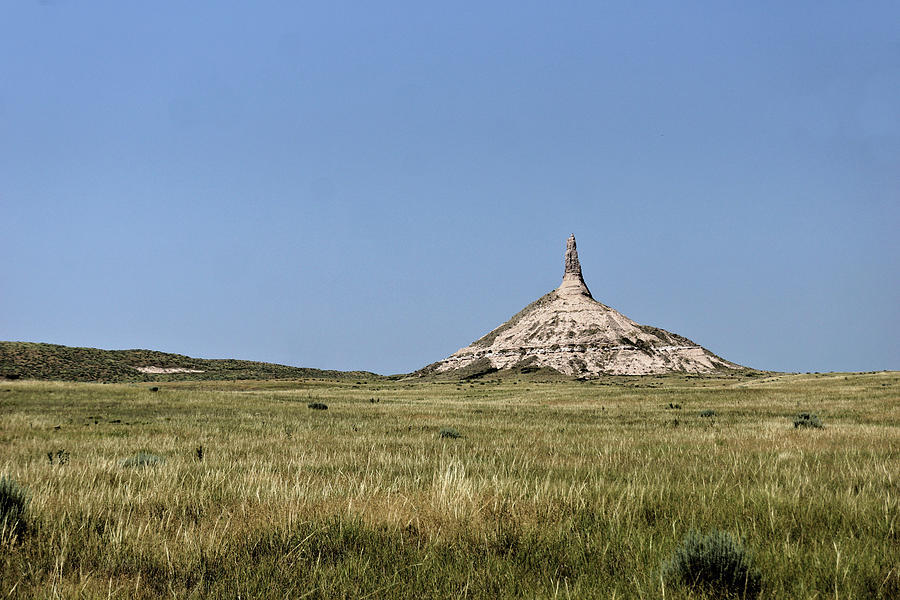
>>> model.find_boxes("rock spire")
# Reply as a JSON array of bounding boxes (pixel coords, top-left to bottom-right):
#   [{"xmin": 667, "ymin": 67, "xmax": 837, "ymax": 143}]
[{"xmin": 558, "ymin": 234, "xmax": 592, "ymax": 298}]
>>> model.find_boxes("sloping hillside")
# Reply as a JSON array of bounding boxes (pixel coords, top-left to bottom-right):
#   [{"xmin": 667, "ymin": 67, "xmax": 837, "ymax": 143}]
[{"xmin": 0, "ymin": 341, "xmax": 380, "ymax": 383}]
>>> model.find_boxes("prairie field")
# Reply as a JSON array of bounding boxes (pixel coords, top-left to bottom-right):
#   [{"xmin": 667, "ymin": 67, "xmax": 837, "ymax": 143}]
[{"xmin": 0, "ymin": 371, "xmax": 898, "ymax": 599}]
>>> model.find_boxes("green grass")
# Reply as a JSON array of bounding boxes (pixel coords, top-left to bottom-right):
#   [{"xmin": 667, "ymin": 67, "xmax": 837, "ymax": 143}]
[{"xmin": 0, "ymin": 371, "xmax": 898, "ymax": 598}]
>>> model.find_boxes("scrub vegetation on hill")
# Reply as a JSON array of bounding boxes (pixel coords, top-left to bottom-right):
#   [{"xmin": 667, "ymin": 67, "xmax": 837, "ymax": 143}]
[
  {"xmin": 0, "ymin": 342, "xmax": 381, "ymax": 383},
  {"xmin": 0, "ymin": 371, "xmax": 898, "ymax": 598}
]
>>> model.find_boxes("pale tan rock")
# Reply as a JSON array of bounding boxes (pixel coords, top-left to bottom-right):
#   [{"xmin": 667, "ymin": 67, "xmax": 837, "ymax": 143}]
[
  {"xmin": 426, "ymin": 235, "xmax": 741, "ymax": 377},
  {"xmin": 135, "ymin": 366, "xmax": 205, "ymax": 374}
]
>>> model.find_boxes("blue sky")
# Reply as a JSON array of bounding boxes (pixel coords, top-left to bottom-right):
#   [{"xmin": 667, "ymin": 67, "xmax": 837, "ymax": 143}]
[{"xmin": 2, "ymin": 2, "xmax": 898, "ymax": 374}]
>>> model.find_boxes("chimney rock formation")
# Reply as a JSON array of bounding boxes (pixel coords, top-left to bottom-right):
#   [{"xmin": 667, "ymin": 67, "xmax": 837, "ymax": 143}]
[
  {"xmin": 424, "ymin": 235, "xmax": 741, "ymax": 377},
  {"xmin": 559, "ymin": 234, "xmax": 592, "ymax": 299}
]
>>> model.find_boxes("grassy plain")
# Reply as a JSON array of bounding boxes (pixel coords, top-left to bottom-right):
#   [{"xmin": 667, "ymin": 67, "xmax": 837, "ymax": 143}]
[{"xmin": 1, "ymin": 371, "xmax": 898, "ymax": 598}]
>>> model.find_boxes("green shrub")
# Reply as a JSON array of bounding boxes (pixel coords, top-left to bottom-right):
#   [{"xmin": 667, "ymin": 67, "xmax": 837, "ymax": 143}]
[
  {"xmin": 663, "ymin": 529, "xmax": 761, "ymax": 598},
  {"xmin": 0, "ymin": 476, "xmax": 29, "ymax": 535},
  {"xmin": 122, "ymin": 453, "xmax": 165, "ymax": 468},
  {"xmin": 308, "ymin": 402, "xmax": 328, "ymax": 410},
  {"xmin": 699, "ymin": 409, "xmax": 716, "ymax": 418},
  {"xmin": 439, "ymin": 427, "xmax": 462, "ymax": 439},
  {"xmin": 793, "ymin": 412, "xmax": 823, "ymax": 428}
]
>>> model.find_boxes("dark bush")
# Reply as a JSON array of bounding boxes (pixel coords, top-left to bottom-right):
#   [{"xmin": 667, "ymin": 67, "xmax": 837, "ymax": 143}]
[
  {"xmin": 663, "ymin": 529, "xmax": 761, "ymax": 598},
  {"xmin": 46, "ymin": 449, "xmax": 69, "ymax": 465},
  {"xmin": 699, "ymin": 409, "xmax": 716, "ymax": 418},
  {"xmin": 149, "ymin": 386, "xmax": 159, "ymax": 392},
  {"xmin": 439, "ymin": 427, "xmax": 462, "ymax": 439},
  {"xmin": 793, "ymin": 412, "xmax": 823, "ymax": 428},
  {"xmin": 308, "ymin": 402, "xmax": 328, "ymax": 410},
  {"xmin": 0, "ymin": 476, "xmax": 29, "ymax": 535}
]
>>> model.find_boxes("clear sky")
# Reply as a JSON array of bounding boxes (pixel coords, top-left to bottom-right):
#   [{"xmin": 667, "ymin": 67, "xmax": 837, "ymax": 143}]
[{"xmin": 2, "ymin": 2, "xmax": 898, "ymax": 374}]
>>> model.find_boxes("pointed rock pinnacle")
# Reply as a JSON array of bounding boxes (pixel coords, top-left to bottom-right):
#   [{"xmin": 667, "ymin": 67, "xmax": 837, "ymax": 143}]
[
  {"xmin": 558, "ymin": 234, "xmax": 592, "ymax": 298},
  {"xmin": 564, "ymin": 234, "xmax": 582, "ymax": 277}
]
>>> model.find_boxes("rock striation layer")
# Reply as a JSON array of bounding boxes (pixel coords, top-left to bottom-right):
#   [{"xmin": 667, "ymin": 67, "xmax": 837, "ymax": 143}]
[{"xmin": 425, "ymin": 235, "xmax": 741, "ymax": 377}]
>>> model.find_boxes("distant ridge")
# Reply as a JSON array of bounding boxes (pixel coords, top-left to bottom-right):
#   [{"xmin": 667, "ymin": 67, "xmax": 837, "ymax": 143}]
[
  {"xmin": 0, "ymin": 341, "xmax": 381, "ymax": 383},
  {"xmin": 422, "ymin": 235, "xmax": 743, "ymax": 378}
]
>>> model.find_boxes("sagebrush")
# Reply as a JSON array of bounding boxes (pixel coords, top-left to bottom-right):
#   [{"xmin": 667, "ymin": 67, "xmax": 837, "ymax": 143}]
[
  {"xmin": 0, "ymin": 476, "xmax": 29, "ymax": 536},
  {"xmin": 663, "ymin": 529, "xmax": 761, "ymax": 597}
]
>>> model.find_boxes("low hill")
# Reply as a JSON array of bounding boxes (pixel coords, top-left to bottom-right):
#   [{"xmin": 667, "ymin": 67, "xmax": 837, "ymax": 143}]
[{"xmin": 0, "ymin": 341, "xmax": 381, "ymax": 383}]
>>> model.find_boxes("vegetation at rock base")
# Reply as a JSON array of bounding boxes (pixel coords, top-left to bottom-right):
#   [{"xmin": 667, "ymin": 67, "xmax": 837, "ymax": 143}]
[{"xmin": 0, "ymin": 371, "xmax": 897, "ymax": 598}]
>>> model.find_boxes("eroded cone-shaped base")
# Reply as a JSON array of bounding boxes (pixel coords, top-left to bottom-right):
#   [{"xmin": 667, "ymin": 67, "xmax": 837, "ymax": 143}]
[{"xmin": 424, "ymin": 234, "xmax": 742, "ymax": 377}]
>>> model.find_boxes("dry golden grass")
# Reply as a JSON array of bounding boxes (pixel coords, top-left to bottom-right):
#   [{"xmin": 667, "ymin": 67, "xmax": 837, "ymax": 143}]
[{"xmin": 0, "ymin": 371, "xmax": 898, "ymax": 598}]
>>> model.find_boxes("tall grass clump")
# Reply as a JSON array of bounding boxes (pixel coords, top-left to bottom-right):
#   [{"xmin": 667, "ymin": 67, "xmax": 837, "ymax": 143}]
[
  {"xmin": 663, "ymin": 530, "xmax": 761, "ymax": 598},
  {"xmin": 122, "ymin": 452, "xmax": 165, "ymax": 468},
  {"xmin": 0, "ymin": 476, "xmax": 29, "ymax": 536}
]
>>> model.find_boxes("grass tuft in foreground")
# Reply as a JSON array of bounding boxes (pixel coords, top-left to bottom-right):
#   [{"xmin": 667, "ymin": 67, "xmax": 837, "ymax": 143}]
[{"xmin": 122, "ymin": 453, "xmax": 166, "ymax": 468}]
